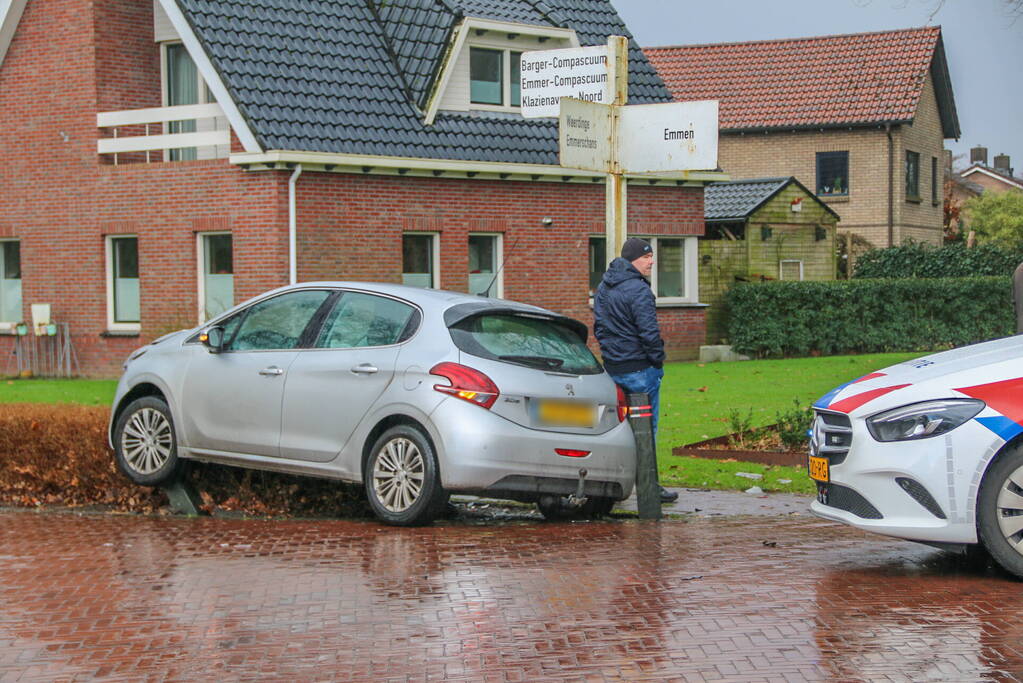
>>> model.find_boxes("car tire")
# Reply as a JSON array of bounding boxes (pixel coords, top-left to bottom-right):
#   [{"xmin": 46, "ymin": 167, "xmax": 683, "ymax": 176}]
[
  {"xmin": 364, "ymin": 425, "xmax": 446, "ymax": 526},
  {"xmin": 113, "ymin": 396, "xmax": 182, "ymax": 486},
  {"xmin": 977, "ymin": 443, "xmax": 1023, "ymax": 579}
]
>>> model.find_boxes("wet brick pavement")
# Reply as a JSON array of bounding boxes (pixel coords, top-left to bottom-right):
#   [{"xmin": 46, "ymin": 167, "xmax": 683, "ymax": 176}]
[{"xmin": 0, "ymin": 504, "xmax": 1021, "ymax": 682}]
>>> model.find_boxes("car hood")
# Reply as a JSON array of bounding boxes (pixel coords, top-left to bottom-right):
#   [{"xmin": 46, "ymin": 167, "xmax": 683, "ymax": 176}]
[{"xmin": 814, "ymin": 336, "xmax": 1023, "ymax": 422}]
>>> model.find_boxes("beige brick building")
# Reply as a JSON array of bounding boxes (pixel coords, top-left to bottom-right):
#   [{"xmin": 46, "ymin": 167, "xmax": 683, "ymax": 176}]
[{"xmin": 647, "ymin": 27, "xmax": 961, "ymax": 248}]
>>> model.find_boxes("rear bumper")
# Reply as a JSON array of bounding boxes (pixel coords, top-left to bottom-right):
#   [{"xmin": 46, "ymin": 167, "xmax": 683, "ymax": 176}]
[{"xmin": 429, "ymin": 398, "xmax": 636, "ymax": 500}]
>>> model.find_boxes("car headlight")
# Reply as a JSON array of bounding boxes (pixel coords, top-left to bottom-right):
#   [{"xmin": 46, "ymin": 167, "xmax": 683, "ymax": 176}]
[{"xmin": 866, "ymin": 399, "xmax": 985, "ymax": 442}]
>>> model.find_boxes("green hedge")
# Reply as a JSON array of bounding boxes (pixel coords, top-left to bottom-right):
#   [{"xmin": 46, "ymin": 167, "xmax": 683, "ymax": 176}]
[
  {"xmin": 726, "ymin": 277, "xmax": 1014, "ymax": 357},
  {"xmin": 853, "ymin": 242, "xmax": 1023, "ymax": 279}
]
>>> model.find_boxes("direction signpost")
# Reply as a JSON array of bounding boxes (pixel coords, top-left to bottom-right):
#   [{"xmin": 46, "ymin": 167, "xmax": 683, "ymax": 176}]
[
  {"xmin": 523, "ymin": 36, "xmax": 719, "ymax": 256},
  {"xmin": 522, "ymin": 36, "xmax": 720, "ymax": 519}
]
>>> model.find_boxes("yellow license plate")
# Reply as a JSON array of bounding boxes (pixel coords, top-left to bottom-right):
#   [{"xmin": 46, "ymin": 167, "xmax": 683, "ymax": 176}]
[
  {"xmin": 808, "ymin": 455, "xmax": 830, "ymax": 483},
  {"xmin": 537, "ymin": 400, "xmax": 595, "ymax": 428}
]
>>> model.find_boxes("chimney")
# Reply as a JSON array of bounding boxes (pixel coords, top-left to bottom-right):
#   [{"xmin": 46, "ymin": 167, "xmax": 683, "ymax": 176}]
[
  {"xmin": 994, "ymin": 154, "xmax": 1012, "ymax": 177},
  {"xmin": 971, "ymin": 146, "xmax": 989, "ymax": 166}
]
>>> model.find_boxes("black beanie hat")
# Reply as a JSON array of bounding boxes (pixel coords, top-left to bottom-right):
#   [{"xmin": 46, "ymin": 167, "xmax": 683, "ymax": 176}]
[{"xmin": 621, "ymin": 237, "xmax": 652, "ymax": 262}]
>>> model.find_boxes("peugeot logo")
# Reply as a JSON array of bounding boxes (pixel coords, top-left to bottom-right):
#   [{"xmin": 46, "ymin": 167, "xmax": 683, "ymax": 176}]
[{"xmin": 565, "ymin": 384, "xmax": 575, "ymax": 397}]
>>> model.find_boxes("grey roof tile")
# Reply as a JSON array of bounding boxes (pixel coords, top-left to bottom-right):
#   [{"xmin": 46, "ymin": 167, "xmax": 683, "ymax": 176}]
[
  {"xmin": 176, "ymin": 0, "xmax": 670, "ymax": 162},
  {"xmin": 704, "ymin": 178, "xmax": 792, "ymax": 220}
]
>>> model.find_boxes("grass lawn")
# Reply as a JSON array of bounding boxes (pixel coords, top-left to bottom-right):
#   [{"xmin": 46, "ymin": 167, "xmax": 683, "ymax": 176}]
[
  {"xmin": 656, "ymin": 351, "xmax": 925, "ymax": 494},
  {"xmin": 0, "ymin": 378, "xmax": 118, "ymax": 406},
  {"xmin": 2, "ymin": 350, "xmax": 926, "ymax": 495}
]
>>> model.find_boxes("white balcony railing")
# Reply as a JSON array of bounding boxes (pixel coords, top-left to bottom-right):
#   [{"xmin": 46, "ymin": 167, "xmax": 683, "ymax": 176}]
[{"xmin": 96, "ymin": 103, "xmax": 230, "ymax": 161}]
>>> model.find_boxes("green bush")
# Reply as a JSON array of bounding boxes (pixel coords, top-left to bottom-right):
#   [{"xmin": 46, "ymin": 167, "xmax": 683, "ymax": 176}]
[
  {"xmin": 853, "ymin": 242, "xmax": 1023, "ymax": 279},
  {"xmin": 726, "ymin": 277, "xmax": 1013, "ymax": 357}
]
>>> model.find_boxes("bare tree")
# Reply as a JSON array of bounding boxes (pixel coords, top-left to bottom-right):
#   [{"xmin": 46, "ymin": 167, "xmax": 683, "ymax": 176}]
[{"xmin": 854, "ymin": 0, "xmax": 1023, "ymax": 23}]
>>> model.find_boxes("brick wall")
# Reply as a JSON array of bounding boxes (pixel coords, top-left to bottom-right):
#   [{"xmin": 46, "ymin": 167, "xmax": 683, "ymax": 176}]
[
  {"xmin": 0, "ymin": 0, "xmax": 708, "ymax": 376},
  {"xmin": 297, "ymin": 172, "xmax": 706, "ymax": 361},
  {"xmin": 716, "ymin": 75, "xmax": 948, "ymax": 248}
]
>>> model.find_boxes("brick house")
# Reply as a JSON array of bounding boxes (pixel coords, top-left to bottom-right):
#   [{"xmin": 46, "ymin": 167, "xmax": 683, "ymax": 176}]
[
  {"xmin": 960, "ymin": 147, "xmax": 1023, "ymax": 194},
  {"xmin": 0, "ymin": 0, "xmax": 722, "ymax": 377},
  {"xmin": 646, "ymin": 27, "xmax": 961, "ymax": 249}
]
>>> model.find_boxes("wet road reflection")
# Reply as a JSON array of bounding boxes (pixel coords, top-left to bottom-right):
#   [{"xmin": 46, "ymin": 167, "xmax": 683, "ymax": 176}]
[{"xmin": 0, "ymin": 510, "xmax": 1019, "ymax": 681}]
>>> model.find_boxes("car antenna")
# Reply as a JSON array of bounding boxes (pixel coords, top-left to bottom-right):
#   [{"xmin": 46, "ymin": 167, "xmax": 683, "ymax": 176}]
[{"xmin": 479, "ymin": 231, "xmax": 521, "ymax": 297}]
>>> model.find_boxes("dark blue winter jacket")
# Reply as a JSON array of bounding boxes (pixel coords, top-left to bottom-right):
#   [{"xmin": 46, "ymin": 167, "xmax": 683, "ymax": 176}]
[{"xmin": 593, "ymin": 257, "xmax": 665, "ymax": 374}]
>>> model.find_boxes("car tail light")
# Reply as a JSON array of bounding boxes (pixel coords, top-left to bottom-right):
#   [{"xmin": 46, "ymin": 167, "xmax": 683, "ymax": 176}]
[
  {"xmin": 430, "ymin": 362, "xmax": 499, "ymax": 410},
  {"xmin": 616, "ymin": 385, "xmax": 628, "ymax": 423},
  {"xmin": 555, "ymin": 448, "xmax": 590, "ymax": 458}
]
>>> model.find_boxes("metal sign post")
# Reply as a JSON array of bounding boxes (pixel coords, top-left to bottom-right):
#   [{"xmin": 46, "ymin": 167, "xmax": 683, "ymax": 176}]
[{"xmin": 604, "ymin": 35, "xmax": 629, "ymax": 260}]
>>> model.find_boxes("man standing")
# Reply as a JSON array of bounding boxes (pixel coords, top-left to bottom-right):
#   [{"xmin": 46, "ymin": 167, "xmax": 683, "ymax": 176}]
[{"xmin": 593, "ymin": 237, "xmax": 678, "ymax": 503}]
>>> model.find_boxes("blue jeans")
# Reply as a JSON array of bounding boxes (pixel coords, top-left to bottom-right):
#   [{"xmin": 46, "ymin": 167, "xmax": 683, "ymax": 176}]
[{"xmin": 609, "ymin": 366, "xmax": 664, "ymax": 442}]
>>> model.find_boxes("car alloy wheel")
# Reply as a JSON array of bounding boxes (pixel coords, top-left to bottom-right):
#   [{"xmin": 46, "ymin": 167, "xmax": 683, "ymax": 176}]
[
  {"xmin": 121, "ymin": 407, "xmax": 173, "ymax": 475},
  {"xmin": 113, "ymin": 396, "xmax": 181, "ymax": 486},
  {"xmin": 365, "ymin": 425, "xmax": 445, "ymax": 526},
  {"xmin": 373, "ymin": 437, "xmax": 426, "ymax": 513},
  {"xmin": 977, "ymin": 444, "xmax": 1023, "ymax": 579}
]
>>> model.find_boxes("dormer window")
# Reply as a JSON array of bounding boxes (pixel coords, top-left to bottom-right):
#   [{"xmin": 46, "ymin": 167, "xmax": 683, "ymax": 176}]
[
  {"xmin": 424, "ymin": 19, "xmax": 578, "ymax": 124},
  {"xmin": 470, "ymin": 48, "xmax": 522, "ymax": 107}
]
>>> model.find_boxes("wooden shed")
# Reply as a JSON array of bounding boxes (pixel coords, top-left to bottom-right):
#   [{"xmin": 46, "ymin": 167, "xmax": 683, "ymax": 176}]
[{"xmin": 700, "ymin": 177, "xmax": 840, "ymax": 345}]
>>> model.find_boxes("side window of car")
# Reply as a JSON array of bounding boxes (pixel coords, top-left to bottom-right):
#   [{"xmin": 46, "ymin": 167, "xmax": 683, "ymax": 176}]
[
  {"xmin": 226, "ymin": 290, "xmax": 330, "ymax": 351},
  {"xmin": 315, "ymin": 292, "xmax": 416, "ymax": 349},
  {"xmin": 217, "ymin": 309, "xmax": 246, "ymax": 347}
]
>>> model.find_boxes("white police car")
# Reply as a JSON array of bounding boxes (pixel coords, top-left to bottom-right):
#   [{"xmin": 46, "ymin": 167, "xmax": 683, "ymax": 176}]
[{"xmin": 809, "ymin": 335, "xmax": 1023, "ymax": 577}]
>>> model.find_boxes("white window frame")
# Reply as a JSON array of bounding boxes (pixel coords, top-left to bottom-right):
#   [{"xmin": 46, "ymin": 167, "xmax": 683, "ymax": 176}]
[
  {"xmin": 0, "ymin": 239, "xmax": 21, "ymax": 328},
  {"xmin": 468, "ymin": 232, "xmax": 503, "ymax": 298},
  {"xmin": 402, "ymin": 232, "xmax": 440, "ymax": 289},
  {"xmin": 160, "ymin": 40, "xmax": 212, "ymax": 161},
  {"xmin": 105, "ymin": 235, "xmax": 141, "ymax": 332},
  {"xmin": 588, "ymin": 235, "xmax": 700, "ymax": 305},
  {"xmin": 645, "ymin": 236, "xmax": 700, "ymax": 304},
  {"xmin": 196, "ymin": 231, "xmax": 233, "ymax": 323},
  {"xmin": 779, "ymin": 259, "xmax": 805, "ymax": 281},
  {"xmin": 468, "ymin": 46, "xmax": 522, "ymax": 112}
]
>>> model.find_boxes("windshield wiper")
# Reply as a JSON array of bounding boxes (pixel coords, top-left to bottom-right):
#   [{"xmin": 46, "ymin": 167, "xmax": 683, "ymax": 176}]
[{"xmin": 498, "ymin": 354, "xmax": 565, "ymax": 370}]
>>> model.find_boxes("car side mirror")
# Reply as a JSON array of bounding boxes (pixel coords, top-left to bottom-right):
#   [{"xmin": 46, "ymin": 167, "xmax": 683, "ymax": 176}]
[{"xmin": 199, "ymin": 326, "xmax": 225, "ymax": 354}]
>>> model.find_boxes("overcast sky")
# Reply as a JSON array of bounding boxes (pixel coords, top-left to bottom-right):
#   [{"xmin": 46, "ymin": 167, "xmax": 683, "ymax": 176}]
[{"xmin": 612, "ymin": 0, "xmax": 1023, "ymax": 175}]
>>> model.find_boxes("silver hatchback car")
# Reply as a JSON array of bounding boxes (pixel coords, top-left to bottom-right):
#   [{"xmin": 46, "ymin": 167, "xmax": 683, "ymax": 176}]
[{"xmin": 109, "ymin": 283, "xmax": 636, "ymax": 524}]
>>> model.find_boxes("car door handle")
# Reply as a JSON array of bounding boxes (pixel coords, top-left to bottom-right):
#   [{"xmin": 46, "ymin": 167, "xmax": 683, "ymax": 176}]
[
  {"xmin": 351, "ymin": 364, "xmax": 378, "ymax": 375},
  {"xmin": 259, "ymin": 366, "xmax": 285, "ymax": 376}
]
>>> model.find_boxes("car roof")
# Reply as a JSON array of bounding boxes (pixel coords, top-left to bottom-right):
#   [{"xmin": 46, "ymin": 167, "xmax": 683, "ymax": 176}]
[{"xmin": 254, "ymin": 281, "xmax": 559, "ymax": 318}]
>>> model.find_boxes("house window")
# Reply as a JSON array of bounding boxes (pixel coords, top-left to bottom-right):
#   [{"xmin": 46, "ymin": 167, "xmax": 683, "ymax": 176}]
[
  {"xmin": 469, "ymin": 234, "xmax": 502, "ymax": 298},
  {"xmin": 163, "ymin": 42, "xmax": 207, "ymax": 161},
  {"xmin": 932, "ymin": 156, "xmax": 939, "ymax": 205},
  {"xmin": 816, "ymin": 151, "xmax": 848, "ymax": 196},
  {"xmin": 402, "ymin": 233, "xmax": 438, "ymax": 288},
  {"xmin": 107, "ymin": 236, "xmax": 140, "ymax": 328},
  {"xmin": 0, "ymin": 241, "xmax": 21, "ymax": 325},
  {"xmin": 469, "ymin": 47, "xmax": 522, "ymax": 108},
  {"xmin": 199, "ymin": 233, "xmax": 233, "ymax": 322},
  {"xmin": 779, "ymin": 260, "xmax": 804, "ymax": 281},
  {"xmin": 589, "ymin": 236, "xmax": 699, "ymax": 303},
  {"xmin": 905, "ymin": 150, "xmax": 921, "ymax": 200}
]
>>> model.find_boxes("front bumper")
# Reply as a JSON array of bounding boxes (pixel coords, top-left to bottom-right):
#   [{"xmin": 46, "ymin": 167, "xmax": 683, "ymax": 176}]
[
  {"xmin": 808, "ymin": 411, "xmax": 997, "ymax": 545},
  {"xmin": 428, "ymin": 397, "xmax": 636, "ymax": 501}
]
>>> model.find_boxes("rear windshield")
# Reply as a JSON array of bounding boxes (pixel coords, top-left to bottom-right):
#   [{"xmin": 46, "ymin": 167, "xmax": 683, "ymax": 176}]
[{"xmin": 449, "ymin": 314, "xmax": 602, "ymax": 375}]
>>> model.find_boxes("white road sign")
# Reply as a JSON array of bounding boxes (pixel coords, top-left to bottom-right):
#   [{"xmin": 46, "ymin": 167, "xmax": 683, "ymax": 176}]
[
  {"xmin": 618, "ymin": 100, "xmax": 719, "ymax": 173},
  {"xmin": 520, "ymin": 45, "xmax": 611, "ymax": 119},
  {"xmin": 558, "ymin": 98, "xmax": 613, "ymax": 173}
]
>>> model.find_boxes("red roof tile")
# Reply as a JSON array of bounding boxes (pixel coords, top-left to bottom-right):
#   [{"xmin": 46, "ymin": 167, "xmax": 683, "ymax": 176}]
[{"xmin": 645, "ymin": 26, "xmax": 942, "ymax": 131}]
